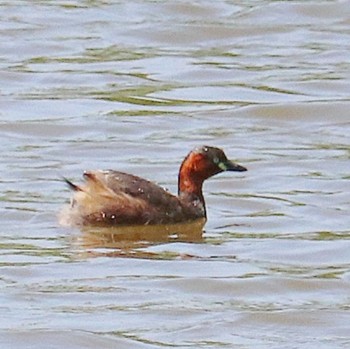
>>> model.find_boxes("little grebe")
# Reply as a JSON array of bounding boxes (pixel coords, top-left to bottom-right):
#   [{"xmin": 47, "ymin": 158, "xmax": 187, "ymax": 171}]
[{"xmin": 63, "ymin": 146, "xmax": 247, "ymax": 226}]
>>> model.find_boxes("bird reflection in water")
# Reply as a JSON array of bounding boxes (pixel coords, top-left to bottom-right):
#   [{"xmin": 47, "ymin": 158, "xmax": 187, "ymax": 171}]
[{"xmin": 72, "ymin": 218, "xmax": 205, "ymax": 259}]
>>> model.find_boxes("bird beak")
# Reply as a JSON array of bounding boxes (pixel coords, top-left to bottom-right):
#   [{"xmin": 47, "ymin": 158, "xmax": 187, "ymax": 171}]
[{"xmin": 219, "ymin": 160, "xmax": 247, "ymax": 172}]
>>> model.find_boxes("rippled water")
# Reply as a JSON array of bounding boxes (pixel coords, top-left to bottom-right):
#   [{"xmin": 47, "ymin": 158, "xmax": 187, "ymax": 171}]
[{"xmin": 1, "ymin": 1, "xmax": 350, "ymax": 348}]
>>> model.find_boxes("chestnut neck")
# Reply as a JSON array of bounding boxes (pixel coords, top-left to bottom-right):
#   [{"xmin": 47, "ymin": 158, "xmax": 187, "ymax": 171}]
[
  {"xmin": 178, "ymin": 169, "xmax": 205, "ymax": 205},
  {"xmin": 177, "ymin": 153, "xmax": 209, "ymax": 208}
]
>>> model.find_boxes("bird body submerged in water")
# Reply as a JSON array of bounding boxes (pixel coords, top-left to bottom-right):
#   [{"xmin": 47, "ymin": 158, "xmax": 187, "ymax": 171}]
[{"xmin": 63, "ymin": 146, "xmax": 247, "ymax": 227}]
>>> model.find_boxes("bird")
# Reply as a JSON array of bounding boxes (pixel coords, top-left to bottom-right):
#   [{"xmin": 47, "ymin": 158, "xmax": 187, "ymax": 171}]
[{"xmin": 62, "ymin": 145, "xmax": 247, "ymax": 227}]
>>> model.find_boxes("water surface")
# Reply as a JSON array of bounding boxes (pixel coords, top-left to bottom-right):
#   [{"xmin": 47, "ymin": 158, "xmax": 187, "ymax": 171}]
[{"xmin": 0, "ymin": 1, "xmax": 349, "ymax": 348}]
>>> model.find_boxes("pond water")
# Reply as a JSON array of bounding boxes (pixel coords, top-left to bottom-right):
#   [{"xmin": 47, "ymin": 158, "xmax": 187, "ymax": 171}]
[{"xmin": 0, "ymin": 1, "xmax": 349, "ymax": 348}]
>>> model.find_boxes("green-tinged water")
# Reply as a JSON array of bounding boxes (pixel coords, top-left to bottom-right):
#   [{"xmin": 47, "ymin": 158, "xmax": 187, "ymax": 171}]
[{"xmin": 0, "ymin": 1, "xmax": 349, "ymax": 348}]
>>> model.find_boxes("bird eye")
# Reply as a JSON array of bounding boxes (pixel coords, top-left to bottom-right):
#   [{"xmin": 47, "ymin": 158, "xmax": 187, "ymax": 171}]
[{"xmin": 213, "ymin": 157, "xmax": 219, "ymax": 164}]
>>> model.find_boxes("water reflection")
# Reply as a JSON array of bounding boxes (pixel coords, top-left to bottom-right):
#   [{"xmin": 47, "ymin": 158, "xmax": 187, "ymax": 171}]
[{"xmin": 77, "ymin": 219, "xmax": 205, "ymax": 251}]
